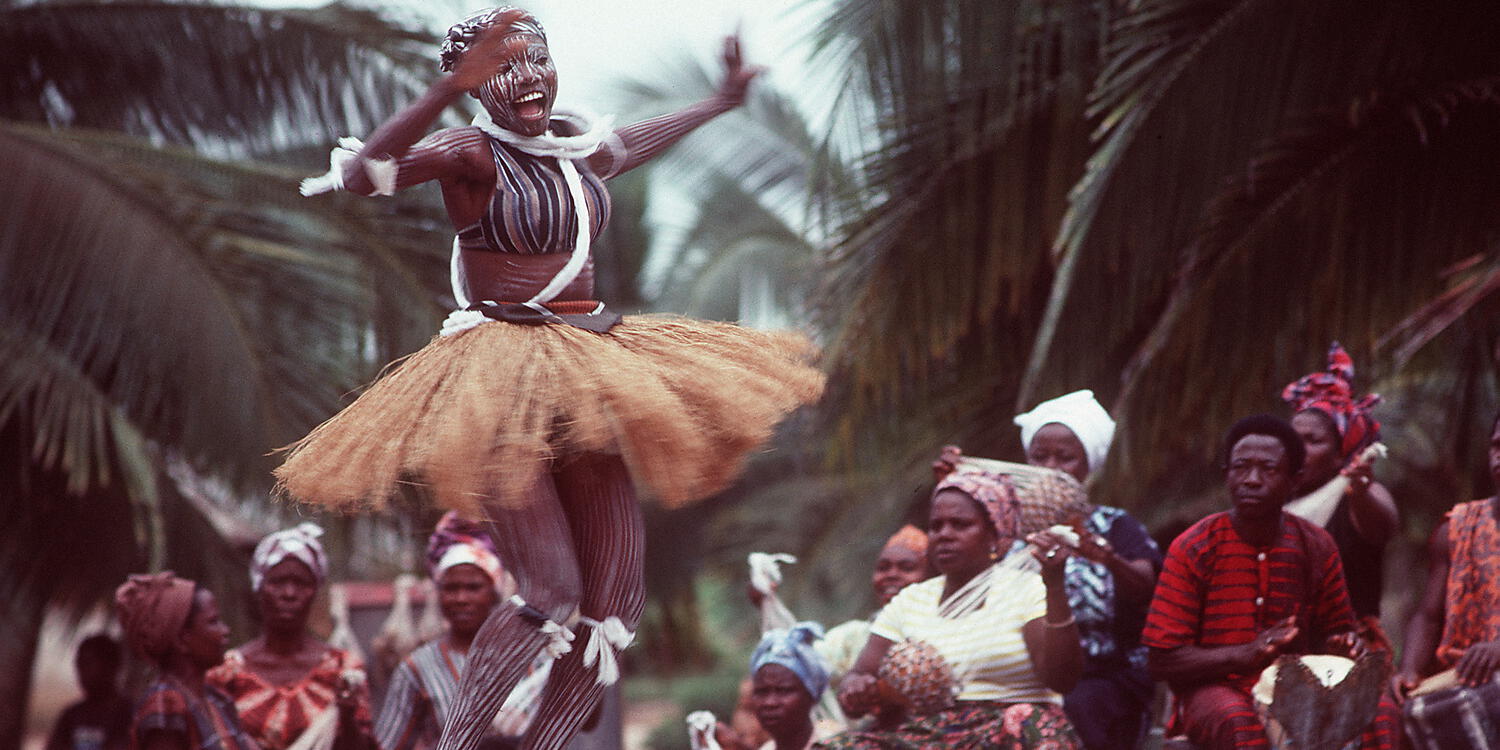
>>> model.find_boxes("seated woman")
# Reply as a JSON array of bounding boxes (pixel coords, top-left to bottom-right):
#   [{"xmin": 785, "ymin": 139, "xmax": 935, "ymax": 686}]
[
  {"xmin": 1012, "ymin": 390, "xmax": 1163, "ymax": 750},
  {"xmin": 115, "ymin": 572, "xmax": 257, "ymax": 750},
  {"xmin": 1281, "ymin": 343, "xmax": 1398, "ymax": 650},
  {"xmin": 818, "ymin": 525, "xmax": 933, "ymax": 690},
  {"xmin": 207, "ymin": 523, "xmax": 375, "ymax": 750},
  {"xmin": 820, "ymin": 470, "xmax": 1084, "ymax": 749},
  {"xmin": 376, "ymin": 512, "xmax": 547, "ymax": 750}
]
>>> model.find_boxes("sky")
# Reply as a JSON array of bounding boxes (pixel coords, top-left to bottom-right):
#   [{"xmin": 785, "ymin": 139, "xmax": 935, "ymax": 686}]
[{"xmin": 259, "ymin": 0, "xmax": 824, "ymax": 105}]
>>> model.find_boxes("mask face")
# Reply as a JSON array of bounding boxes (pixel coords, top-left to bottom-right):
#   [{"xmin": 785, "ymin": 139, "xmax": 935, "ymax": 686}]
[{"xmin": 476, "ymin": 33, "xmax": 557, "ymax": 136}]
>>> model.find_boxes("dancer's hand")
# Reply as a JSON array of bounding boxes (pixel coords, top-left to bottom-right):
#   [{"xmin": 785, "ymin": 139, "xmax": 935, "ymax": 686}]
[
  {"xmin": 448, "ymin": 11, "xmax": 530, "ymax": 93},
  {"xmin": 716, "ymin": 34, "xmax": 765, "ymax": 107}
]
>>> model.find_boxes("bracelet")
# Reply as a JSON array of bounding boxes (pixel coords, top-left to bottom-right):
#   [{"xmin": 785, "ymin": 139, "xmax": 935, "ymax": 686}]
[{"xmin": 1044, "ymin": 615, "xmax": 1076, "ymax": 629}]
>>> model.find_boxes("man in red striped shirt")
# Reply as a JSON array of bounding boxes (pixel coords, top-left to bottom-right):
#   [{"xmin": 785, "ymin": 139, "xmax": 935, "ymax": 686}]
[{"xmin": 1142, "ymin": 414, "xmax": 1398, "ymax": 749}]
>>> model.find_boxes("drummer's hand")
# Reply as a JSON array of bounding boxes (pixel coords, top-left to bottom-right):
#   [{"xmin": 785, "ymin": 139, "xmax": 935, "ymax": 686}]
[
  {"xmin": 837, "ymin": 673, "xmax": 880, "ymax": 717},
  {"xmin": 932, "ymin": 445, "xmax": 963, "ymax": 481},
  {"xmin": 1322, "ymin": 631, "xmax": 1365, "ymax": 660},
  {"xmin": 716, "ymin": 34, "xmax": 765, "ymax": 107},
  {"xmin": 1389, "ymin": 669, "xmax": 1421, "ymax": 704},
  {"xmin": 1245, "ymin": 616, "xmax": 1299, "ymax": 670},
  {"xmin": 1456, "ymin": 639, "xmax": 1500, "ymax": 686},
  {"xmin": 447, "ymin": 12, "xmax": 530, "ymax": 92}
]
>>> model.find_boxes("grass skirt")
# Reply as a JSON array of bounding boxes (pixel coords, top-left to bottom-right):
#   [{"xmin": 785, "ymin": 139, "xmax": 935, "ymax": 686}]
[{"xmin": 273, "ymin": 315, "xmax": 824, "ymax": 514}]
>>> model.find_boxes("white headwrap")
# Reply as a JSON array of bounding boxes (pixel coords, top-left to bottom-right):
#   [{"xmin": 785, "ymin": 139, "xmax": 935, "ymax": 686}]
[
  {"xmin": 1013, "ymin": 389, "xmax": 1116, "ymax": 476},
  {"xmin": 250, "ymin": 522, "xmax": 327, "ymax": 591}
]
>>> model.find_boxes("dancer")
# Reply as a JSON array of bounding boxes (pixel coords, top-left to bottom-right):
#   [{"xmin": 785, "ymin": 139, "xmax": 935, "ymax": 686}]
[
  {"xmin": 207, "ymin": 524, "xmax": 375, "ymax": 750},
  {"xmin": 279, "ymin": 7, "xmax": 824, "ymax": 749}
]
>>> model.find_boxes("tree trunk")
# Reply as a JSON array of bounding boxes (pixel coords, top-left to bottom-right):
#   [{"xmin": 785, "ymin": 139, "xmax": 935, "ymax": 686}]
[{"xmin": 0, "ymin": 576, "xmax": 48, "ymax": 750}]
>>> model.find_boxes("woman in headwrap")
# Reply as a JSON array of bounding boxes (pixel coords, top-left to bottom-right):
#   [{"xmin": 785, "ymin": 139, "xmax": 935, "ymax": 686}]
[
  {"xmin": 821, "ymin": 471, "xmax": 1084, "ymax": 749},
  {"xmin": 1282, "ymin": 343, "xmax": 1398, "ymax": 648},
  {"xmin": 1010, "ymin": 390, "xmax": 1163, "ymax": 750},
  {"xmin": 816, "ymin": 526, "xmax": 933, "ymax": 693},
  {"xmin": 116, "ymin": 572, "xmax": 257, "ymax": 750},
  {"xmin": 277, "ymin": 8, "xmax": 823, "ymax": 749},
  {"xmin": 750, "ymin": 625, "xmax": 836, "ymax": 750},
  {"xmin": 376, "ymin": 512, "xmax": 549, "ymax": 750},
  {"xmin": 206, "ymin": 523, "xmax": 375, "ymax": 750}
]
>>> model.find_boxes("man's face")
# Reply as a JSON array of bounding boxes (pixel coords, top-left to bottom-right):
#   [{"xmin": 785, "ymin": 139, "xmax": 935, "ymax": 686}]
[{"xmin": 1226, "ymin": 433, "xmax": 1296, "ymax": 522}]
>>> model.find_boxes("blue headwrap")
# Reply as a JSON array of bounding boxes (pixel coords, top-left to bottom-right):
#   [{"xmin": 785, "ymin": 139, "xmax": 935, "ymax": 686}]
[{"xmin": 750, "ymin": 622, "xmax": 830, "ymax": 699}]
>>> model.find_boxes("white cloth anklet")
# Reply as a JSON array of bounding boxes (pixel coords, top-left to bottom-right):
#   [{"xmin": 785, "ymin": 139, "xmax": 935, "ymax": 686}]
[
  {"xmin": 509, "ymin": 595, "xmax": 576, "ymax": 659},
  {"xmin": 578, "ymin": 616, "xmax": 634, "ymax": 685}
]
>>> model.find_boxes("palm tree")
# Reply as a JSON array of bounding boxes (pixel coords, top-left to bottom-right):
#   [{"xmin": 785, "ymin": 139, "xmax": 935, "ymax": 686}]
[
  {"xmin": 807, "ymin": 0, "xmax": 1500, "ymax": 519},
  {"xmin": 0, "ymin": 2, "xmax": 458, "ymax": 741}
]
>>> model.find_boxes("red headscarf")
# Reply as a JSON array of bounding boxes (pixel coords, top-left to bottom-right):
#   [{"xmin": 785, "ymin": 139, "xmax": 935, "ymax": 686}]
[
  {"xmin": 1282, "ymin": 342, "xmax": 1382, "ymax": 459},
  {"xmin": 883, "ymin": 524, "xmax": 929, "ymax": 557},
  {"xmin": 115, "ymin": 571, "xmax": 196, "ymax": 660}
]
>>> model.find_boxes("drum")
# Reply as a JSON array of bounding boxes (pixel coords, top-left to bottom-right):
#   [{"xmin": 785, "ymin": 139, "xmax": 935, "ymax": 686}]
[{"xmin": 1251, "ymin": 654, "xmax": 1387, "ymax": 750}]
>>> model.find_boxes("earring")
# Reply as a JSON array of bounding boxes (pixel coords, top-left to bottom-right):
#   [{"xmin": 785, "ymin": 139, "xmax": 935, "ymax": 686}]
[{"xmin": 988, "ymin": 546, "xmax": 999, "ymax": 561}]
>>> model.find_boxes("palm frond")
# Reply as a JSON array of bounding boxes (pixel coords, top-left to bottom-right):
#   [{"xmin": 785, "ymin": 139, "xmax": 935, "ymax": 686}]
[{"xmin": 0, "ymin": 1, "xmax": 445, "ymax": 160}]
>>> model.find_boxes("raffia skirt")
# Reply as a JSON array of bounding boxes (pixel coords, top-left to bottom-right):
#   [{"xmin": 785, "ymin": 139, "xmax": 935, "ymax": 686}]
[{"xmin": 273, "ymin": 313, "xmax": 824, "ymax": 515}]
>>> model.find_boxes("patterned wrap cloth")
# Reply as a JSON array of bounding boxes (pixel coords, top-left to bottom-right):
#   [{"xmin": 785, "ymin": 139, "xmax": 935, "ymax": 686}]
[
  {"xmin": 207, "ymin": 647, "xmax": 373, "ymax": 750},
  {"xmin": 1282, "ymin": 342, "xmax": 1382, "ymax": 459},
  {"xmin": 426, "ymin": 510, "xmax": 506, "ymax": 589},
  {"xmin": 1013, "ymin": 389, "xmax": 1116, "ymax": 476},
  {"xmin": 933, "ymin": 471, "xmax": 1020, "ymax": 544},
  {"xmin": 752, "ymin": 622, "xmax": 832, "ymax": 700},
  {"xmin": 115, "ymin": 571, "xmax": 196, "ymax": 660},
  {"xmin": 250, "ymin": 522, "xmax": 327, "ymax": 592},
  {"xmin": 883, "ymin": 524, "xmax": 928, "ymax": 557},
  {"xmin": 130, "ymin": 679, "xmax": 258, "ymax": 750},
  {"xmin": 1436, "ymin": 499, "xmax": 1500, "ymax": 669},
  {"xmin": 815, "ymin": 700, "xmax": 1080, "ymax": 750}
]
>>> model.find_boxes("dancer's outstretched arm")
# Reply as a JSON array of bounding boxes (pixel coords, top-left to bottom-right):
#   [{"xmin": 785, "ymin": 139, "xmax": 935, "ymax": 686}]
[
  {"xmin": 589, "ymin": 35, "xmax": 762, "ymax": 178},
  {"xmin": 340, "ymin": 17, "xmax": 527, "ymax": 196}
]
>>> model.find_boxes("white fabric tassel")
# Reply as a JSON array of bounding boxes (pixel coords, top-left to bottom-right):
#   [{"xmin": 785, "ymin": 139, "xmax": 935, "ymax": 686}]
[
  {"xmin": 748, "ymin": 552, "xmax": 798, "ymax": 632},
  {"xmin": 579, "ymin": 616, "xmax": 634, "ymax": 685},
  {"xmin": 1285, "ymin": 443, "xmax": 1387, "ymax": 527},
  {"xmin": 299, "ymin": 137, "xmax": 395, "ymax": 196},
  {"xmin": 685, "ymin": 711, "xmax": 724, "ymax": 750},
  {"xmin": 509, "ymin": 595, "xmax": 576, "ymax": 659}
]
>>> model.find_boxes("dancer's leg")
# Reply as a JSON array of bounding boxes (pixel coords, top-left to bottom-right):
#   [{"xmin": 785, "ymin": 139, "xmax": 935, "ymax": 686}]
[
  {"xmin": 435, "ymin": 471, "xmax": 584, "ymax": 750},
  {"xmin": 522, "ymin": 453, "xmax": 646, "ymax": 750}
]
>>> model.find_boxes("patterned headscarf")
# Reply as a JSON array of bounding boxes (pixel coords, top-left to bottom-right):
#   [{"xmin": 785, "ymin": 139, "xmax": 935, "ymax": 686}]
[
  {"xmin": 251, "ymin": 522, "xmax": 327, "ymax": 591},
  {"xmin": 933, "ymin": 470, "xmax": 1021, "ymax": 545},
  {"xmin": 1013, "ymin": 389, "xmax": 1116, "ymax": 476},
  {"xmin": 883, "ymin": 524, "xmax": 929, "ymax": 557},
  {"xmin": 426, "ymin": 511, "xmax": 505, "ymax": 586},
  {"xmin": 115, "ymin": 571, "xmax": 197, "ymax": 660},
  {"xmin": 1281, "ymin": 342, "xmax": 1382, "ymax": 459},
  {"xmin": 750, "ymin": 622, "xmax": 830, "ymax": 699}
]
